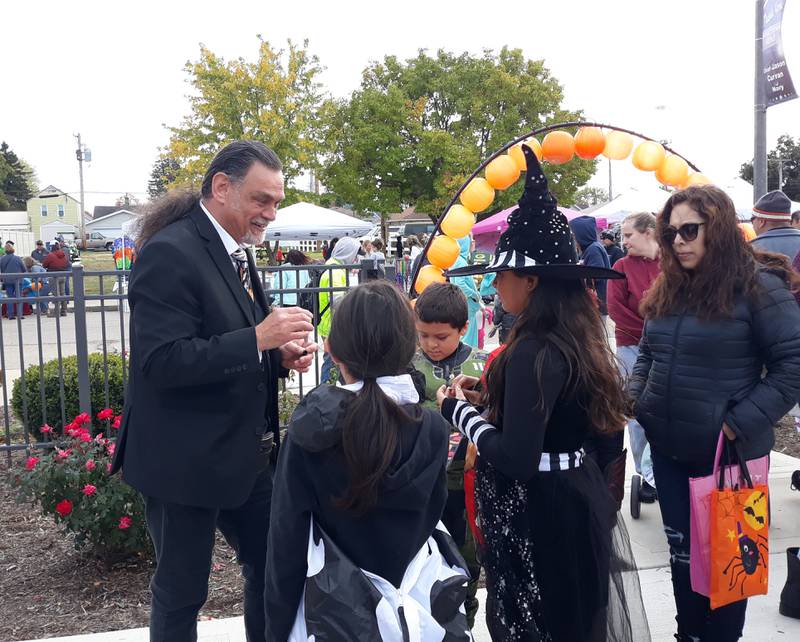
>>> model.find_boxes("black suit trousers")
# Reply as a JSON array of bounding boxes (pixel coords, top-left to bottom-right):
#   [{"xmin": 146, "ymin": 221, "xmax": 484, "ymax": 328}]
[{"xmin": 145, "ymin": 465, "xmax": 273, "ymax": 642}]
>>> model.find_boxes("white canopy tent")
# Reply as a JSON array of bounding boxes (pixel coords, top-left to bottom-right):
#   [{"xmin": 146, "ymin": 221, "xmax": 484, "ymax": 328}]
[
  {"xmin": 586, "ymin": 186, "xmax": 672, "ymax": 224},
  {"xmin": 263, "ymin": 202, "xmax": 373, "ymax": 241}
]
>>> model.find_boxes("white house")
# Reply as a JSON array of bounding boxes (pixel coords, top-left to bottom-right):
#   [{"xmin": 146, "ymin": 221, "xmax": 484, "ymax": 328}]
[{"xmin": 85, "ymin": 209, "xmax": 138, "ymax": 239}]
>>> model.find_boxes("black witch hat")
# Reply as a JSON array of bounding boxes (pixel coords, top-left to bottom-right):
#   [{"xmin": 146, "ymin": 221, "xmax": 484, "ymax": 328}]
[{"xmin": 447, "ymin": 145, "xmax": 622, "ymax": 280}]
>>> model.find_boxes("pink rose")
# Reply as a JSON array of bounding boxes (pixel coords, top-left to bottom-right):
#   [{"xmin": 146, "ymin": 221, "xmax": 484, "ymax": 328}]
[
  {"xmin": 106, "ymin": 442, "xmax": 115, "ymax": 457},
  {"xmin": 97, "ymin": 408, "xmax": 114, "ymax": 421},
  {"xmin": 75, "ymin": 412, "xmax": 91, "ymax": 425},
  {"xmin": 85, "ymin": 459, "xmax": 96, "ymax": 472},
  {"xmin": 56, "ymin": 449, "xmax": 70, "ymax": 461},
  {"xmin": 78, "ymin": 431, "xmax": 92, "ymax": 443},
  {"xmin": 25, "ymin": 456, "xmax": 39, "ymax": 471},
  {"xmin": 82, "ymin": 484, "xmax": 97, "ymax": 496},
  {"xmin": 106, "ymin": 463, "xmax": 112, "ymax": 473},
  {"xmin": 118, "ymin": 516, "xmax": 132, "ymax": 530},
  {"xmin": 55, "ymin": 499, "xmax": 73, "ymax": 518},
  {"xmin": 40, "ymin": 424, "xmax": 52, "ymax": 434},
  {"xmin": 112, "ymin": 415, "xmax": 122, "ymax": 430}
]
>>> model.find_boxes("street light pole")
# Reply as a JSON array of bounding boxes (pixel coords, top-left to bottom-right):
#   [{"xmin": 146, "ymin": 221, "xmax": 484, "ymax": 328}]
[
  {"xmin": 754, "ymin": 0, "xmax": 768, "ymax": 200},
  {"xmin": 74, "ymin": 133, "xmax": 90, "ymax": 246}
]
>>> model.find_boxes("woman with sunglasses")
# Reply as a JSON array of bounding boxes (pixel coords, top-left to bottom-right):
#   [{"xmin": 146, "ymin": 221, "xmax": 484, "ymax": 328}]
[{"xmin": 629, "ymin": 185, "xmax": 800, "ymax": 641}]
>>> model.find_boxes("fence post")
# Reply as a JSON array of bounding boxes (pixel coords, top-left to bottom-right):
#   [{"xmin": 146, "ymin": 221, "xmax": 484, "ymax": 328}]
[{"xmin": 72, "ymin": 264, "xmax": 92, "ymax": 416}]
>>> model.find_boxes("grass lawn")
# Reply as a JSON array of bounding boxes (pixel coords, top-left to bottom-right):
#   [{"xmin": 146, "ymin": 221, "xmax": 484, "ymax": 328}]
[{"xmin": 75, "ymin": 251, "xmax": 122, "ymax": 296}]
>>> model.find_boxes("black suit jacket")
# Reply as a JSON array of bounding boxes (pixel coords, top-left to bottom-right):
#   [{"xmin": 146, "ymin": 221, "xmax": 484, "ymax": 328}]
[{"xmin": 111, "ymin": 204, "xmax": 284, "ymax": 509}]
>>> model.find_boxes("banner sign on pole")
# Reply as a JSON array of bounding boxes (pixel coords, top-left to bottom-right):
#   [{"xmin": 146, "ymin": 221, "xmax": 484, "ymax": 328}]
[{"xmin": 763, "ymin": 0, "xmax": 797, "ymax": 106}]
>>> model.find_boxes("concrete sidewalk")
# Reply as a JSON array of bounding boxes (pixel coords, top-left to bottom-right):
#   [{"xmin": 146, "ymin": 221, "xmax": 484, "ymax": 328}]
[{"xmin": 21, "ymin": 448, "xmax": 800, "ymax": 641}]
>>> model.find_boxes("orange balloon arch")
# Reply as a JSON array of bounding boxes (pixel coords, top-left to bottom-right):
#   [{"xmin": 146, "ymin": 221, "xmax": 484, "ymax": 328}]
[{"xmin": 411, "ymin": 121, "xmax": 704, "ymax": 295}]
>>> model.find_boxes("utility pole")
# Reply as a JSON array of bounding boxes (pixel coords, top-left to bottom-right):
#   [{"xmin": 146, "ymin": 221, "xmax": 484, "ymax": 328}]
[
  {"xmin": 607, "ymin": 158, "xmax": 613, "ymax": 201},
  {"xmin": 754, "ymin": 0, "xmax": 768, "ymax": 200},
  {"xmin": 74, "ymin": 133, "xmax": 91, "ymax": 244}
]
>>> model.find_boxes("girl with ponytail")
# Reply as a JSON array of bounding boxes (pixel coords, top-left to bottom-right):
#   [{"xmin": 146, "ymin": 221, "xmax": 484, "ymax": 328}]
[{"xmin": 265, "ymin": 281, "xmax": 470, "ymax": 641}]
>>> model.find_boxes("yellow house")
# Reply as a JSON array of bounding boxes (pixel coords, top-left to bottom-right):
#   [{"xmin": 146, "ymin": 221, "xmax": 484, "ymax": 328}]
[{"xmin": 26, "ymin": 185, "xmax": 86, "ymax": 241}]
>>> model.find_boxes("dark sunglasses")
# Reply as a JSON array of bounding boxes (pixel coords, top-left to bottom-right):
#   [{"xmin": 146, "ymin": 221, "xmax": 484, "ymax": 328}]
[{"xmin": 662, "ymin": 222, "xmax": 705, "ymax": 244}]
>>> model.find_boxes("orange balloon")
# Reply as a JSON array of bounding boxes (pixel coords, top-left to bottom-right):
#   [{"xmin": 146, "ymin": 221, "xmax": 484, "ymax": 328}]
[
  {"xmin": 427, "ymin": 235, "xmax": 460, "ymax": 269},
  {"xmin": 485, "ymin": 154, "xmax": 520, "ymax": 190},
  {"xmin": 441, "ymin": 205, "xmax": 476, "ymax": 238},
  {"xmin": 738, "ymin": 222, "xmax": 757, "ymax": 242},
  {"xmin": 603, "ymin": 130, "xmax": 633, "ymax": 160},
  {"xmin": 541, "ymin": 131, "xmax": 575, "ymax": 164},
  {"xmin": 415, "ymin": 264, "xmax": 445, "ymax": 294},
  {"xmin": 523, "ymin": 138, "xmax": 543, "ymax": 160},
  {"xmin": 459, "ymin": 178, "xmax": 495, "ymax": 213},
  {"xmin": 656, "ymin": 154, "xmax": 689, "ymax": 187},
  {"xmin": 574, "ymin": 127, "xmax": 606, "ymax": 160},
  {"xmin": 680, "ymin": 172, "xmax": 712, "ymax": 189},
  {"xmin": 632, "ymin": 141, "xmax": 666, "ymax": 171},
  {"xmin": 508, "ymin": 145, "xmax": 527, "ymax": 171}
]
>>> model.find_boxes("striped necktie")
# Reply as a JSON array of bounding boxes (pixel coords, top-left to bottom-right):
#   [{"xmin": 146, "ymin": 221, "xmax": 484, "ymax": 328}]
[{"xmin": 230, "ymin": 248, "xmax": 253, "ymax": 300}]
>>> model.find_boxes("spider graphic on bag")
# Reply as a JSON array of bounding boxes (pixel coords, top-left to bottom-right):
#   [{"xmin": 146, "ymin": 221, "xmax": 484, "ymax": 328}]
[{"xmin": 723, "ymin": 521, "xmax": 768, "ymax": 595}]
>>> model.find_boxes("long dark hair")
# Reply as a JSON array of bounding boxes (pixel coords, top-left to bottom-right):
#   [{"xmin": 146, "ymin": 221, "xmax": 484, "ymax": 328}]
[
  {"xmin": 481, "ymin": 276, "xmax": 629, "ymax": 434},
  {"xmin": 642, "ymin": 185, "xmax": 800, "ymax": 320},
  {"xmin": 327, "ymin": 281, "xmax": 419, "ymax": 514},
  {"xmin": 136, "ymin": 189, "xmax": 198, "ymax": 248}
]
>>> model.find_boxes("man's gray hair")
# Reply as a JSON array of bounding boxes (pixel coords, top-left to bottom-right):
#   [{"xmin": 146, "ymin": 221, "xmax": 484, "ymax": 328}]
[{"xmin": 200, "ymin": 140, "xmax": 282, "ymax": 198}]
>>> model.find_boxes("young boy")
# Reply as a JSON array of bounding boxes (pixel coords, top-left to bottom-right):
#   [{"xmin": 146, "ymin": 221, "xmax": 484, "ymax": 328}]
[{"xmin": 412, "ymin": 282, "xmax": 486, "ymax": 627}]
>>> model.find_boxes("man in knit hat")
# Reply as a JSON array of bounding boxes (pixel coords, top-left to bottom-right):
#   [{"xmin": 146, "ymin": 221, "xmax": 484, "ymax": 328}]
[{"xmin": 750, "ymin": 190, "xmax": 800, "ymax": 263}]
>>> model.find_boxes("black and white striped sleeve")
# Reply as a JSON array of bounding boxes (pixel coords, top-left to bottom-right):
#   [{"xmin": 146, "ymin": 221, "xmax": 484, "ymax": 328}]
[{"xmin": 441, "ymin": 398, "xmax": 496, "ymax": 451}]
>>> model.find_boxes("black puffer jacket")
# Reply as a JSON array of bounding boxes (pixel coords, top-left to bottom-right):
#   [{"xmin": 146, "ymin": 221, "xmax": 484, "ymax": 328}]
[{"xmin": 629, "ymin": 271, "xmax": 800, "ymax": 466}]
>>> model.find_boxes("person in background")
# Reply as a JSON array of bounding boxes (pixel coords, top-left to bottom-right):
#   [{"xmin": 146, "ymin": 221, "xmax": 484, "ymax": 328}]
[
  {"xmin": 31, "ymin": 240, "xmax": 48, "ymax": 263},
  {"xmin": 368, "ymin": 238, "xmax": 385, "ymax": 261},
  {"xmin": 792, "ymin": 210, "xmax": 800, "ymax": 230},
  {"xmin": 22, "ymin": 256, "xmax": 48, "ymax": 314},
  {"xmin": 0, "ymin": 241, "xmax": 26, "ymax": 319},
  {"xmin": 320, "ymin": 240, "xmax": 329, "ymax": 260},
  {"xmin": 274, "ymin": 246, "xmax": 284, "ymax": 264},
  {"xmin": 601, "ymin": 229, "xmax": 625, "ymax": 266},
  {"xmin": 42, "ymin": 241, "xmax": 70, "ymax": 317},
  {"xmin": 570, "ymin": 216, "xmax": 611, "ymax": 315},
  {"xmin": 328, "ymin": 237, "xmax": 339, "ymax": 259},
  {"xmin": 407, "ymin": 235, "xmax": 423, "ymax": 261},
  {"xmin": 450, "ymin": 235, "xmax": 481, "ymax": 349},
  {"xmin": 279, "ymin": 249, "xmax": 312, "ymax": 306},
  {"xmin": 317, "ymin": 236, "xmax": 360, "ymax": 383},
  {"xmin": 630, "ymin": 185, "xmax": 800, "ymax": 641},
  {"xmin": 607, "ymin": 212, "xmax": 661, "ymax": 503},
  {"xmin": 395, "ymin": 234, "xmax": 404, "ymax": 259},
  {"xmin": 750, "ymin": 190, "xmax": 800, "ymax": 263},
  {"xmin": 361, "ymin": 238, "xmax": 374, "ymax": 257}
]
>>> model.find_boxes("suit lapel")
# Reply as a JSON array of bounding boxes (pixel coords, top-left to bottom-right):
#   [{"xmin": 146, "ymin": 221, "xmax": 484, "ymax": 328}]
[{"xmin": 189, "ymin": 207, "xmax": 255, "ymax": 325}]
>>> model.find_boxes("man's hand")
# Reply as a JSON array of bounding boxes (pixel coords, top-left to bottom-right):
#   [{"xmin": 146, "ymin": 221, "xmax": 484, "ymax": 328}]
[
  {"xmin": 722, "ymin": 422, "xmax": 737, "ymax": 441},
  {"xmin": 256, "ymin": 307, "xmax": 314, "ymax": 352},
  {"xmin": 280, "ymin": 341, "xmax": 318, "ymax": 373}
]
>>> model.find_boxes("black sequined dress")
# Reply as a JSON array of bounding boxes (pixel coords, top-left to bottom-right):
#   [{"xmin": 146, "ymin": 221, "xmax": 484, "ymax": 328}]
[{"xmin": 442, "ymin": 338, "xmax": 648, "ymax": 642}]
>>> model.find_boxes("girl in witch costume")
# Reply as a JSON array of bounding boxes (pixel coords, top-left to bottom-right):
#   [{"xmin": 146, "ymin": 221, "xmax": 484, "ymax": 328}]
[{"xmin": 436, "ymin": 145, "xmax": 649, "ymax": 642}]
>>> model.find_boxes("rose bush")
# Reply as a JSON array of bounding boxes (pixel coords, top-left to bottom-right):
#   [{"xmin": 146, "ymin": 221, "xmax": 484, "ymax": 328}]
[{"xmin": 14, "ymin": 410, "xmax": 151, "ymax": 559}]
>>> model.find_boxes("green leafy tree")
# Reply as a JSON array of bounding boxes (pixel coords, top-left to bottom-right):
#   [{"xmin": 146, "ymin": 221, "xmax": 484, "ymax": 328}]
[
  {"xmin": 573, "ymin": 186, "xmax": 609, "ymax": 210},
  {"xmin": 320, "ymin": 48, "xmax": 595, "ymax": 224},
  {"xmin": 164, "ymin": 37, "xmax": 326, "ymax": 188},
  {"xmin": 0, "ymin": 141, "xmax": 37, "ymax": 210},
  {"xmin": 740, "ymin": 134, "xmax": 800, "ymax": 201},
  {"xmin": 147, "ymin": 157, "xmax": 181, "ymax": 200}
]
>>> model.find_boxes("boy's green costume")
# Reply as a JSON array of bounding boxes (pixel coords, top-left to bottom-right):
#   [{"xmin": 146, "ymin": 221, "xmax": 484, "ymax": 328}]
[{"xmin": 412, "ymin": 342, "xmax": 487, "ymax": 627}]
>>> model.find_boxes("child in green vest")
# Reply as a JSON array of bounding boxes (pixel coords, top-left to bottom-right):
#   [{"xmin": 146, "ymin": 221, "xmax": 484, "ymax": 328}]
[{"xmin": 412, "ymin": 282, "xmax": 486, "ymax": 628}]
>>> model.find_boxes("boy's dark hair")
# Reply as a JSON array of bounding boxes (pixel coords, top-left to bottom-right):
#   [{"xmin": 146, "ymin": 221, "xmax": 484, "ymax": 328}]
[{"xmin": 414, "ymin": 282, "xmax": 468, "ymax": 329}]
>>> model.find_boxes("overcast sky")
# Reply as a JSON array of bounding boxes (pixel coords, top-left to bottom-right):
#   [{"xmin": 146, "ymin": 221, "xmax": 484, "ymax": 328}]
[{"xmin": 2, "ymin": 0, "xmax": 798, "ymax": 212}]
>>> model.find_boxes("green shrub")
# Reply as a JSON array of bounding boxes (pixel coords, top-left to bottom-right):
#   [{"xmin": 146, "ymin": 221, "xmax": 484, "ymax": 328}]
[
  {"xmin": 14, "ymin": 411, "xmax": 150, "ymax": 560},
  {"xmin": 11, "ymin": 353, "xmax": 126, "ymax": 440}
]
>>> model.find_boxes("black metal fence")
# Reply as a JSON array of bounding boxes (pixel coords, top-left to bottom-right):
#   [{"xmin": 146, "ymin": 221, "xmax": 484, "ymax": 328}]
[{"xmin": 1, "ymin": 260, "xmax": 397, "ymax": 464}]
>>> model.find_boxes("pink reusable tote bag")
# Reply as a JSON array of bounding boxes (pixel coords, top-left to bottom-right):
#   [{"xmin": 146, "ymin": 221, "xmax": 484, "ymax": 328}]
[{"xmin": 688, "ymin": 431, "xmax": 769, "ymax": 596}]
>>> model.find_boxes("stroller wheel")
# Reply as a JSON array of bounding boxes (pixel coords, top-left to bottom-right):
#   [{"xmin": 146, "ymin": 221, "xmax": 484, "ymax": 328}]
[{"xmin": 630, "ymin": 475, "xmax": 641, "ymax": 520}]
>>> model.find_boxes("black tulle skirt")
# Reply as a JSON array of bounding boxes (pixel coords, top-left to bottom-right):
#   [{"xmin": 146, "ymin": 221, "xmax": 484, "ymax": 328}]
[{"xmin": 475, "ymin": 456, "xmax": 650, "ymax": 642}]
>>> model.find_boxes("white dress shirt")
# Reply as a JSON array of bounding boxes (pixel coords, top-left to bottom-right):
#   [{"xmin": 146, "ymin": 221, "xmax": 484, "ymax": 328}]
[{"xmin": 200, "ymin": 200, "xmax": 245, "ymax": 271}]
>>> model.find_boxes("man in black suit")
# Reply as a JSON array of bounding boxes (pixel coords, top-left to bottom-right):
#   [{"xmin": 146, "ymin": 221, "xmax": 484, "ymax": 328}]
[{"xmin": 111, "ymin": 141, "xmax": 316, "ymax": 642}]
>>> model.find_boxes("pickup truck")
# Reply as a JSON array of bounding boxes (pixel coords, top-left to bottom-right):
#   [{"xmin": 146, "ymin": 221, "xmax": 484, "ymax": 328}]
[{"xmin": 78, "ymin": 232, "xmax": 114, "ymax": 251}]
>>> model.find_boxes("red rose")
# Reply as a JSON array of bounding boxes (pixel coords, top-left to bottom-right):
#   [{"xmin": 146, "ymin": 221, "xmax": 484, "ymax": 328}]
[
  {"xmin": 82, "ymin": 484, "xmax": 97, "ymax": 496},
  {"xmin": 78, "ymin": 431, "xmax": 92, "ymax": 443},
  {"xmin": 55, "ymin": 499, "xmax": 73, "ymax": 518},
  {"xmin": 112, "ymin": 415, "xmax": 122, "ymax": 430},
  {"xmin": 26, "ymin": 456, "xmax": 39, "ymax": 471},
  {"xmin": 85, "ymin": 459, "xmax": 96, "ymax": 472},
  {"xmin": 75, "ymin": 412, "xmax": 91, "ymax": 425},
  {"xmin": 118, "ymin": 516, "xmax": 132, "ymax": 530},
  {"xmin": 40, "ymin": 424, "xmax": 52, "ymax": 434},
  {"xmin": 97, "ymin": 408, "xmax": 114, "ymax": 421}
]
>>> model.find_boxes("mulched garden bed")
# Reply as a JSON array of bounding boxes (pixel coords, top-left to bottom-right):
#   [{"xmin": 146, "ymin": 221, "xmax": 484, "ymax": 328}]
[
  {"xmin": 1, "ymin": 415, "xmax": 798, "ymax": 641},
  {"xmin": 0, "ymin": 453, "xmax": 245, "ymax": 642}
]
